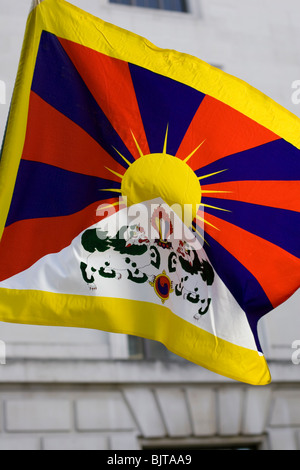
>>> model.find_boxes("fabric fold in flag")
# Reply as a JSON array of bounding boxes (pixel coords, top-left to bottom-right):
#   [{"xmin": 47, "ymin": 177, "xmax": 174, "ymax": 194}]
[{"xmin": 0, "ymin": 0, "xmax": 300, "ymax": 385}]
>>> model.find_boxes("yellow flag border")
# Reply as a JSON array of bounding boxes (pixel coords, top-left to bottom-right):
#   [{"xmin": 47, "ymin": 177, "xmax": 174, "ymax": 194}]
[{"xmin": 0, "ymin": 287, "xmax": 271, "ymax": 385}]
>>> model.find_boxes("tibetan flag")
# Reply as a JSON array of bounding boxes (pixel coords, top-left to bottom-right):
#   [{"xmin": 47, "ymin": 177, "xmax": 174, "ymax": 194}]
[{"xmin": 0, "ymin": 0, "xmax": 300, "ymax": 386}]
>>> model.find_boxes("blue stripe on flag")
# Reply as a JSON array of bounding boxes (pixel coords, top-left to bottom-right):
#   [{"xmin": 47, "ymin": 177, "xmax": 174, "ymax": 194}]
[
  {"xmin": 196, "ymin": 139, "xmax": 300, "ymax": 183},
  {"xmin": 202, "ymin": 197, "xmax": 300, "ymax": 259},
  {"xmin": 204, "ymin": 231, "xmax": 273, "ymax": 352},
  {"xmin": 129, "ymin": 63, "xmax": 205, "ymax": 156},
  {"xmin": 31, "ymin": 31, "xmax": 134, "ymax": 168},
  {"xmin": 5, "ymin": 160, "xmax": 120, "ymax": 226}
]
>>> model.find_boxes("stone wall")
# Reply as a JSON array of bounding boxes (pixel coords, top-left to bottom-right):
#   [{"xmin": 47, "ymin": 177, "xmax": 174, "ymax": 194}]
[{"xmin": 0, "ymin": 360, "xmax": 300, "ymax": 450}]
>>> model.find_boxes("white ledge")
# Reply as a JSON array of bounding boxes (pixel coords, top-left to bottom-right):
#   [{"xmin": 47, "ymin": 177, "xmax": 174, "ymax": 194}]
[{"xmin": 0, "ymin": 359, "xmax": 298, "ymax": 385}]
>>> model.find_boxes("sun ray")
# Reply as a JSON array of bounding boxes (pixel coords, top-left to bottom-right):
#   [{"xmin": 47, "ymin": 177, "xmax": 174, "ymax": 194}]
[
  {"xmin": 198, "ymin": 169, "xmax": 228, "ymax": 181},
  {"xmin": 196, "ymin": 214, "xmax": 220, "ymax": 231},
  {"xmin": 99, "ymin": 188, "xmax": 123, "ymax": 193},
  {"xmin": 98, "ymin": 200, "xmax": 122, "ymax": 211},
  {"xmin": 201, "ymin": 190, "xmax": 233, "ymax": 194},
  {"xmin": 163, "ymin": 124, "xmax": 169, "ymax": 155},
  {"xmin": 112, "ymin": 146, "xmax": 132, "ymax": 168},
  {"xmin": 184, "ymin": 139, "xmax": 206, "ymax": 164},
  {"xmin": 104, "ymin": 166, "xmax": 124, "ymax": 181},
  {"xmin": 131, "ymin": 130, "xmax": 144, "ymax": 159},
  {"xmin": 194, "ymin": 228, "xmax": 210, "ymax": 247},
  {"xmin": 202, "ymin": 203, "xmax": 231, "ymax": 212}
]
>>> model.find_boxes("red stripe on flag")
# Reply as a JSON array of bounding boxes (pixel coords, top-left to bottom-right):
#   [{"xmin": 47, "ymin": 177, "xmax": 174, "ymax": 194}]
[
  {"xmin": 202, "ymin": 181, "xmax": 300, "ymax": 212},
  {"xmin": 204, "ymin": 212, "xmax": 300, "ymax": 308},
  {"xmin": 58, "ymin": 37, "xmax": 150, "ymax": 160},
  {"xmin": 0, "ymin": 199, "xmax": 119, "ymax": 282},
  {"xmin": 22, "ymin": 91, "xmax": 126, "ymax": 181},
  {"xmin": 176, "ymin": 95, "xmax": 280, "ymax": 171}
]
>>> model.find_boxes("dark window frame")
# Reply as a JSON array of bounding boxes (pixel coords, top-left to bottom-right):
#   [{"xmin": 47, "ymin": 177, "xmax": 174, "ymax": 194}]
[{"xmin": 109, "ymin": 0, "xmax": 188, "ymax": 13}]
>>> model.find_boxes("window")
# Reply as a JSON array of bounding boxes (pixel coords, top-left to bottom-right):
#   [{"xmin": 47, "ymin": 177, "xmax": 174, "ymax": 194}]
[
  {"xmin": 109, "ymin": 0, "xmax": 188, "ymax": 13},
  {"xmin": 128, "ymin": 336, "xmax": 188, "ymax": 362},
  {"xmin": 141, "ymin": 439, "xmax": 261, "ymax": 450}
]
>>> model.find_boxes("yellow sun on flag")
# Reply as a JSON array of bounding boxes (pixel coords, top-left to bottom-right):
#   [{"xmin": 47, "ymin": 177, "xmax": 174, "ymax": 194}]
[
  {"xmin": 106, "ymin": 127, "xmax": 203, "ymax": 226},
  {"xmin": 104, "ymin": 127, "xmax": 230, "ymax": 235}
]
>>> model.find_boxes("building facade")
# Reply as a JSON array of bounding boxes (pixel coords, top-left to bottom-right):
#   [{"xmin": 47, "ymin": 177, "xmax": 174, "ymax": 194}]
[{"xmin": 0, "ymin": 0, "xmax": 299, "ymax": 450}]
